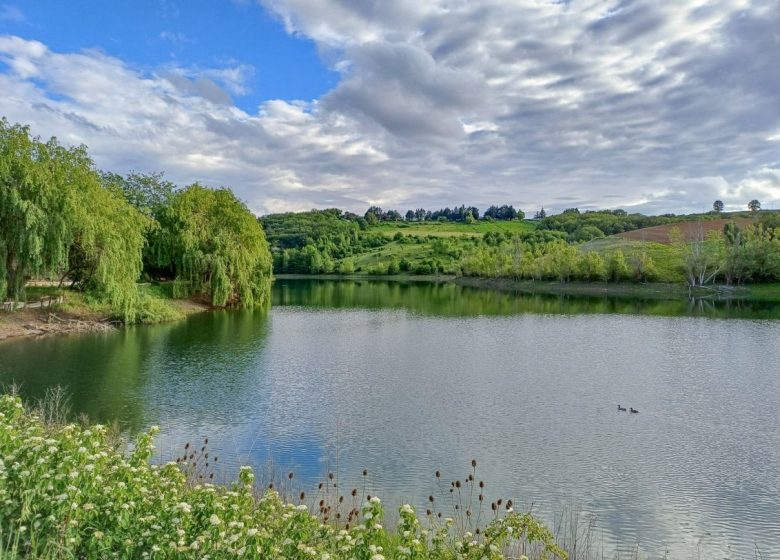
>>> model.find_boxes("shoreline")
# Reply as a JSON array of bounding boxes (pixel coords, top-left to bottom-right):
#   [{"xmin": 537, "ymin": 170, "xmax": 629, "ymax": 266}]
[
  {"xmin": 0, "ymin": 297, "xmax": 210, "ymax": 344},
  {"xmin": 4, "ymin": 276, "xmax": 776, "ymax": 343}
]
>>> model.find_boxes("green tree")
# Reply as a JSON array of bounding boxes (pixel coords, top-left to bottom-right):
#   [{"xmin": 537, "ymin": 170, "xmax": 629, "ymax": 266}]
[
  {"xmin": 387, "ymin": 256, "xmax": 401, "ymax": 274},
  {"xmin": 669, "ymin": 226, "xmax": 724, "ymax": 286},
  {"xmin": 0, "ymin": 119, "xmax": 148, "ymax": 319},
  {"xmin": 578, "ymin": 251, "xmax": 607, "ymax": 282},
  {"xmin": 748, "ymin": 199, "xmax": 761, "ymax": 212},
  {"xmin": 337, "ymin": 259, "xmax": 355, "ymax": 274},
  {"xmin": 607, "ymin": 250, "xmax": 630, "ymax": 282},
  {"xmin": 629, "ymin": 251, "xmax": 657, "ymax": 282},
  {"xmin": 712, "ymin": 200, "xmax": 724, "ymax": 213},
  {"xmin": 160, "ymin": 185, "xmax": 272, "ymax": 307}
]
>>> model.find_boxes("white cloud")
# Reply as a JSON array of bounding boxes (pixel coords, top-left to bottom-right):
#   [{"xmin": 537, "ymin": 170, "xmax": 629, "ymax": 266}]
[{"xmin": 1, "ymin": 0, "xmax": 779, "ymax": 215}]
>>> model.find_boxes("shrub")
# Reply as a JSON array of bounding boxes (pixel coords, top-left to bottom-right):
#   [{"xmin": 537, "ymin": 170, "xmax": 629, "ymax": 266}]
[{"xmin": 0, "ymin": 395, "xmax": 566, "ymax": 560}]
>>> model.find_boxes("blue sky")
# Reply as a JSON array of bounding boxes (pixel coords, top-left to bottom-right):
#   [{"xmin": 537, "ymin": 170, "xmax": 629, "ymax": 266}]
[
  {"xmin": 1, "ymin": 1, "xmax": 779, "ymax": 215},
  {"xmin": 0, "ymin": 0, "xmax": 337, "ymax": 111}
]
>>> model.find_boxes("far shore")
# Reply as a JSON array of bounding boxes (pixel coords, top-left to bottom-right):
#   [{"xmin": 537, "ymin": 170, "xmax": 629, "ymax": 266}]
[{"xmin": 274, "ymin": 273, "xmax": 780, "ymax": 302}]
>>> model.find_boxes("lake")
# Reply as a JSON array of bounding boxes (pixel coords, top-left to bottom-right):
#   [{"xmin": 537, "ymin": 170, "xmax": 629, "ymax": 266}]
[{"xmin": 2, "ymin": 279, "xmax": 779, "ymax": 559}]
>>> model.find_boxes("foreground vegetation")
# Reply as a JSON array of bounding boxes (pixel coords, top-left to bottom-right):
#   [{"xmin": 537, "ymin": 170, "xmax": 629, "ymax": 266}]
[
  {"xmin": 1, "ymin": 119, "xmax": 272, "ymax": 323},
  {"xmin": 0, "ymin": 394, "xmax": 565, "ymax": 559}
]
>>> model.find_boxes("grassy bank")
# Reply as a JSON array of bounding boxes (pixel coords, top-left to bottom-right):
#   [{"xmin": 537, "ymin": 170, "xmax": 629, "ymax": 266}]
[
  {"xmin": 0, "ymin": 284, "xmax": 209, "ymax": 342},
  {"xmin": 0, "ymin": 393, "xmax": 565, "ymax": 560}
]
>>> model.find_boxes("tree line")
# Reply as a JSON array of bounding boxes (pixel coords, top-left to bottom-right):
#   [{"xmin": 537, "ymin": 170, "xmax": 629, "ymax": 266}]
[
  {"xmin": 461, "ymin": 219, "xmax": 780, "ymax": 286},
  {"xmin": 0, "ymin": 119, "xmax": 272, "ymax": 320},
  {"xmin": 367, "ymin": 204, "xmax": 523, "ymax": 224}
]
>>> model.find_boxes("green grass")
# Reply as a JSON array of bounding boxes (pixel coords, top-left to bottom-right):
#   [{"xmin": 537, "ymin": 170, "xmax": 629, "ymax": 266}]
[
  {"xmin": 338, "ymin": 221, "xmax": 536, "ymax": 275},
  {"xmin": 581, "ymin": 238, "xmax": 685, "ymax": 283},
  {"xmin": 371, "ymin": 220, "xmax": 537, "ymax": 238}
]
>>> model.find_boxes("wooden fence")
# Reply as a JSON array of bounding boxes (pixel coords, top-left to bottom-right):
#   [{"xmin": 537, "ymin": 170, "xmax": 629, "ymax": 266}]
[{"xmin": 2, "ymin": 295, "xmax": 64, "ymax": 312}]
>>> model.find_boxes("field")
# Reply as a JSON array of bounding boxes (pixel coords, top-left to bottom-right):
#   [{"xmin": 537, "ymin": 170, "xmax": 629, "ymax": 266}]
[
  {"xmin": 616, "ymin": 218, "xmax": 755, "ymax": 244},
  {"xmin": 347, "ymin": 236, "xmax": 479, "ymax": 274},
  {"xmin": 372, "ymin": 219, "xmax": 537, "ymax": 238},
  {"xmin": 581, "ymin": 237, "xmax": 685, "ymax": 282}
]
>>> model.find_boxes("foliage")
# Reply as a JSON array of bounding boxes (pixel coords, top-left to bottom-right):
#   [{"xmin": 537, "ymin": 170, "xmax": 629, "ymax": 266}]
[
  {"xmin": 721, "ymin": 222, "xmax": 780, "ymax": 285},
  {"xmin": 0, "ymin": 394, "xmax": 566, "ymax": 560},
  {"xmin": 158, "ymin": 185, "xmax": 272, "ymax": 307},
  {"xmin": 669, "ymin": 226, "xmax": 725, "ymax": 286},
  {"xmin": 535, "ymin": 209, "xmax": 681, "ymax": 242},
  {"xmin": 0, "ymin": 119, "xmax": 148, "ymax": 321}
]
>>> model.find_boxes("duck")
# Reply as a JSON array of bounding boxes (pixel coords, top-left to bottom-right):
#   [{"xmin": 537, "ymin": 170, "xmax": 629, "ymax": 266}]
[
  {"xmin": 630, "ymin": 408, "xmax": 639, "ymax": 414},
  {"xmin": 617, "ymin": 404, "xmax": 627, "ymax": 411}
]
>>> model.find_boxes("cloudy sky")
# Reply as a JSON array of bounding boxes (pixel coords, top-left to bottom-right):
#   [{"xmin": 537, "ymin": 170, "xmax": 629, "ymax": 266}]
[{"xmin": 1, "ymin": 0, "xmax": 779, "ymax": 216}]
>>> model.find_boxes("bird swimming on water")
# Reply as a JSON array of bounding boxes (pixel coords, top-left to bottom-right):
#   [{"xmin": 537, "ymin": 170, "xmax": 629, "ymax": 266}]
[
  {"xmin": 617, "ymin": 404, "xmax": 627, "ymax": 411},
  {"xmin": 630, "ymin": 407, "xmax": 639, "ymax": 414}
]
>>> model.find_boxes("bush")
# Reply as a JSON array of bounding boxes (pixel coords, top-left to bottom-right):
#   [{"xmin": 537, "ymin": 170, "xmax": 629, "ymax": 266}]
[
  {"xmin": 134, "ymin": 293, "xmax": 185, "ymax": 324},
  {"xmin": 0, "ymin": 395, "xmax": 565, "ymax": 560},
  {"xmin": 414, "ymin": 263, "xmax": 433, "ymax": 275},
  {"xmin": 387, "ymin": 258, "xmax": 401, "ymax": 275},
  {"xmin": 338, "ymin": 259, "xmax": 355, "ymax": 275}
]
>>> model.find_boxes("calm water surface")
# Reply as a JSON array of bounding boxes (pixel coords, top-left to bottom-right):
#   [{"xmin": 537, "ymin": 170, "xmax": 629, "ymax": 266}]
[{"xmin": 2, "ymin": 280, "xmax": 780, "ymax": 559}]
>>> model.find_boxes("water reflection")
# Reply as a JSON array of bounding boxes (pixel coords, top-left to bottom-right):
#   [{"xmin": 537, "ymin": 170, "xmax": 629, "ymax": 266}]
[{"xmin": 274, "ymin": 278, "xmax": 780, "ymax": 319}]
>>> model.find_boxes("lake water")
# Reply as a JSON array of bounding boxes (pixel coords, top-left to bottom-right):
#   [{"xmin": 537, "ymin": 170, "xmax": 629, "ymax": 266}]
[{"xmin": 2, "ymin": 279, "xmax": 780, "ymax": 559}]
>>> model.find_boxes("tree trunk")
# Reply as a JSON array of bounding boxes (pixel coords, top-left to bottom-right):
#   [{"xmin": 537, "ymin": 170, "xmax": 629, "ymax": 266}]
[{"xmin": 5, "ymin": 251, "xmax": 19, "ymax": 300}]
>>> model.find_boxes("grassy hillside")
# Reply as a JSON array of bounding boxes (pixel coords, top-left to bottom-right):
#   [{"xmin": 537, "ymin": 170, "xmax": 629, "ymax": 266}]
[
  {"xmin": 261, "ymin": 208, "xmax": 780, "ymax": 287},
  {"xmin": 581, "ymin": 238, "xmax": 685, "ymax": 282},
  {"xmin": 616, "ymin": 217, "xmax": 756, "ymax": 243},
  {"xmin": 372, "ymin": 220, "xmax": 536, "ymax": 238}
]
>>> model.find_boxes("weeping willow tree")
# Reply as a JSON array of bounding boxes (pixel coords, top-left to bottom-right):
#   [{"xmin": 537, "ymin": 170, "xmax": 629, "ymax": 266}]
[
  {"xmin": 160, "ymin": 184, "xmax": 272, "ymax": 307},
  {"xmin": 0, "ymin": 120, "xmax": 72, "ymax": 300},
  {"xmin": 0, "ymin": 119, "xmax": 148, "ymax": 320}
]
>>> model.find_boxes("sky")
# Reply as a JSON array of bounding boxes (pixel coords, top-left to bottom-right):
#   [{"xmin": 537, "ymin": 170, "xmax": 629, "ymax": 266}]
[{"xmin": 1, "ymin": 0, "xmax": 779, "ymax": 216}]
